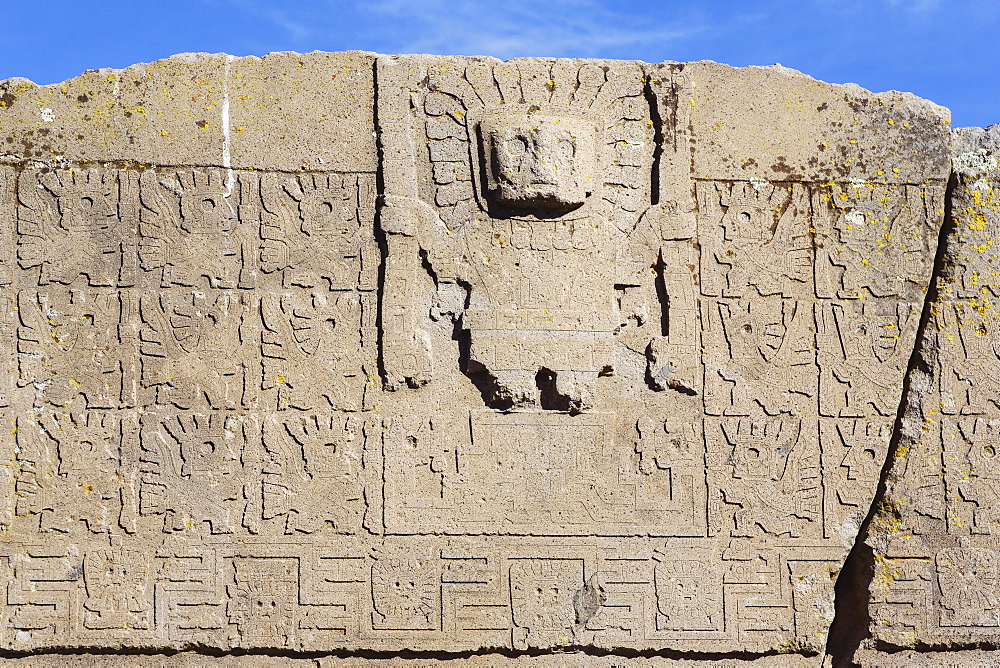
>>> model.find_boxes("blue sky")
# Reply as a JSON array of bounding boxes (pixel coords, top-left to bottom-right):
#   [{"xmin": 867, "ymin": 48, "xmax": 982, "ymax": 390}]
[{"xmin": 1, "ymin": 0, "xmax": 997, "ymax": 128}]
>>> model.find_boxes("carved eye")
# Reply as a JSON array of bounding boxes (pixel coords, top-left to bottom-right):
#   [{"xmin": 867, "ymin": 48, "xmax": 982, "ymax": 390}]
[
  {"xmin": 983, "ymin": 445, "xmax": 997, "ymax": 459},
  {"xmin": 199, "ymin": 197, "xmax": 217, "ymax": 212},
  {"xmin": 747, "ymin": 447, "xmax": 761, "ymax": 460},
  {"xmin": 505, "ymin": 136, "xmax": 528, "ymax": 156},
  {"xmin": 557, "ymin": 138, "xmax": 575, "ymax": 161},
  {"xmin": 864, "ymin": 448, "xmax": 877, "ymax": 461}
]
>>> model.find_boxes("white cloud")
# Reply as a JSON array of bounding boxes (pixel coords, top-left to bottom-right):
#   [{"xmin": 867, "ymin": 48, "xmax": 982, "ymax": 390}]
[
  {"xmin": 365, "ymin": 0, "xmax": 702, "ymax": 57},
  {"xmin": 222, "ymin": 0, "xmax": 704, "ymax": 60}
]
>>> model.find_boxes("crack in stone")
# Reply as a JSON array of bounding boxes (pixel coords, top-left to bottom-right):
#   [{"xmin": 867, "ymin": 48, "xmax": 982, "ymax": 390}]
[{"xmin": 825, "ymin": 164, "xmax": 961, "ymax": 667}]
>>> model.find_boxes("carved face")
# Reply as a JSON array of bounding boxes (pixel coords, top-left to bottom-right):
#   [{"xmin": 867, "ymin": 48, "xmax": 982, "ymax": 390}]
[
  {"xmin": 851, "ymin": 314, "xmax": 899, "ymax": 360},
  {"xmin": 178, "ymin": 189, "xmax": 235, "ymax": 233},
  {"xmin": 835, "ymin": 208, "xmax": 874, "ymax": 245},
  {"xmin": 729, "ymin": 437, "xmax": 792, "ymax": 481},
  {"xmin": 483, "ymin": 114, "xmax": 596, "ymax": 212},
  {"xmin": 179, "ymin": 437, "xmax": 220, "ymax": 476},
  {"xmin": 58, "ymin": 186, "xmax": 115, "ymax": 231},
  {"xmin": 841, "ymin": 441, "xmax": 880, "ymax": 481},
  {"xmin": 298, "ymin": 190, "xmax": 353, "ymax": 236},
  {"xmin": 936, "ymin": 547, "xmax": 1000, "ymax": 625},
  {"xmin": 967, "ymin": 437, "xmax": 1000, "ymax": 477},
  {"xmin": 723, "ymin": 420, "xmax": 797, "ymax": 482},
  {"xmin": 654, "ymin": 558, "xmax": 717, "ymax": 618}
]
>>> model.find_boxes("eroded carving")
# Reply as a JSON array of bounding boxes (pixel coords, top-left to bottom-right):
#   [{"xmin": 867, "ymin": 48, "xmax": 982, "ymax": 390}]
[
  {"xmin": 139, "ymin": 412, "xmax": 255, "ymax": 534},
  {"xmin": 139, "ymin": 291, "xmax": 253, "ymax": 409},
  {"xmin": 261, "ymin": 414, "xmax": 365, "ymax": 534}
]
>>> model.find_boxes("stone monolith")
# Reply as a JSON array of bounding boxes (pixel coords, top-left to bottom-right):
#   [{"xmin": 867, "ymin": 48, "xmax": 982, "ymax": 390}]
[{"xmin": 0, "ymin": 52, "xmax": 951, "ymax": 659}]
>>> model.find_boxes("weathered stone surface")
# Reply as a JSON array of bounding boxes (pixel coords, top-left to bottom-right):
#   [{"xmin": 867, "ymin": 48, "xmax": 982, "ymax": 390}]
[
  {"xmin": 686, "ymin": 61, "xmax": 951, "ymax": 184},
  {"xmin": 855, "ymin": 649, "xmax": 1000, "ymax": 667},
  {"xmin": 0, "ymin": 51, "xmax": 375, "ymax": 172},
  {"xmin": 866, "ymin": 124, "xmax": 1000, "ymax": 650},
  {"xmin": 0, "ymin": 51, "xmax": 951, "ymax": 660},
  {"xmin": 0, "ymin": 654, "xmax": 826, "ymax": 667}
]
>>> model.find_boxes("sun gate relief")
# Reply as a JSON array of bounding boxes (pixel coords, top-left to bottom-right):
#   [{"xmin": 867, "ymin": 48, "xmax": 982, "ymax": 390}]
[{"xmin": 0, "ymin": 54, "xmax": 951, "ymax": 654}]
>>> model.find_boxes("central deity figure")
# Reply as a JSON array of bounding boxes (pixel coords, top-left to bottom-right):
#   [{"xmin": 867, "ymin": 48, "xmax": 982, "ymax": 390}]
[
  {"xmin": 458, "ymin": 110, "xmax": 613, "ymax": 409},
  {"xmin": 377, "ymin": 59, "xmax": 682, "ymax": 412}
]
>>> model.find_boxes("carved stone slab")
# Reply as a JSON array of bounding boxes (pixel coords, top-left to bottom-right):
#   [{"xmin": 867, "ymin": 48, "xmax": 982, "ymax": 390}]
[
  {"xmin": 867, "ymin": 125, "xmax": 1000, "ymax": 649},
  {"xmin": 0, "ymin": 52, "xmax": 949, "ymax": 656}
]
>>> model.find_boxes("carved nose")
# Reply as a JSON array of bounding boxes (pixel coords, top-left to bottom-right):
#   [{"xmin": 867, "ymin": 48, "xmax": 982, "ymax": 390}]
[{"xmin": 528, "ymin": 160, "xmax": 559, "ymax": 185}]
